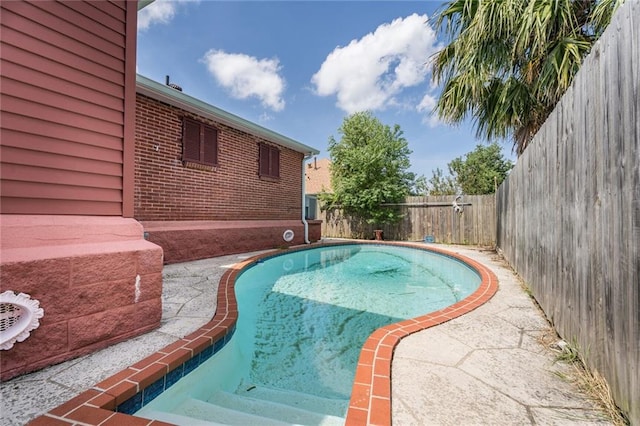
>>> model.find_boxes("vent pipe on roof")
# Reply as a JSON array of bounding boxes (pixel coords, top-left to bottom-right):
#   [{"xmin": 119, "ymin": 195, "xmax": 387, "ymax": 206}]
[{"xmin": 165, "ymin": 75, "xmax": 183, "ymax": 92}]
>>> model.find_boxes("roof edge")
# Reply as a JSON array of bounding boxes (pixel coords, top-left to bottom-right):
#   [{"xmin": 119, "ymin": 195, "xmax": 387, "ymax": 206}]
[
  {"xmin": 138, "ymin": 0, "xmax": 154, "ymax": 11},
  {"xmin": 135, "ymin": 74, "xmax": 319, "ymax": 156}
]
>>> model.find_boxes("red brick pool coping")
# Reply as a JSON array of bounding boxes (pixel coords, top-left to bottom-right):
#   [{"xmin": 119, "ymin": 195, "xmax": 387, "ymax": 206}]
[
  {"xmin": 343, "ymin": 243, "xmax": 498, "ymax": 425},
  {"xmin": 28, "ymin": 242, "xmax": 498, "ymax": 426}
]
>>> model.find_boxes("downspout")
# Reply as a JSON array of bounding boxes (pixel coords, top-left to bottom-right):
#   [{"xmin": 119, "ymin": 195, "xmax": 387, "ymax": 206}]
[{"xmin": 302, "ymin": 153, "xmax": 314, "ymax": 244}]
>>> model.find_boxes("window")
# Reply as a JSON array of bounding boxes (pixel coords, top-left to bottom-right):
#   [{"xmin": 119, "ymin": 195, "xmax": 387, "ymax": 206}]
[
  {"xmin": 183, "ymin": 117, "xmax": 218, "ymax": 166},
  {"xmin": 259, "ymin": 143, "xmax": 280, "ymax": 178}
]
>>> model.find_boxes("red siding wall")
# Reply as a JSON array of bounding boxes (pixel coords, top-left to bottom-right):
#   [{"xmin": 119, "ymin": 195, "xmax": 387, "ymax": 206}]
[
  {"xmin": 135, "ymin": 94, "xmax": 304, "ymax": 221},
  {"xmin": 0, "ymin": 0, "xmax": 134, "ymax": 216},
  {"xmin": 0, "ymin": 1, "xmax": 164, "ymax": 381}
]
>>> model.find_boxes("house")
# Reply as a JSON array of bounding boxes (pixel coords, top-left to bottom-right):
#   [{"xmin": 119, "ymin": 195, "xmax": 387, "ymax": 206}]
[
  {"xmin": 0, "ymin": 0, "xmax": 163, "ymax": 381},
  {"xmin": 0, "ymin": 0, "xmax": 320, "ymax": 380},
  {"xmin": 135, "ymin": 75, "xmax": 321, "ymax": 264},
  {"xmin": 304, "ymin": 157, "xmax": 332, "ymax": 220}
]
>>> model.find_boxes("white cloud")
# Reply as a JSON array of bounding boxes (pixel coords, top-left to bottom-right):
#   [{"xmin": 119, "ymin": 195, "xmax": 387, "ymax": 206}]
[
  {"xmin": 202, "ymin": 50, "xmax": 286, "ymax": 112},
  {"xmin": 139, "ymin": 0, "xmax": 177, "ymax": 31},
  {"xmin": 417, "ymin": 93, "xmax": 442, "ymax": 127},
  {"xmin": 138, "ymin": 0, "xmax": 199, "ymax": 31},
  {"xmin": 311, "ymin": 13, "xmax": 439, "ymax": 114}
]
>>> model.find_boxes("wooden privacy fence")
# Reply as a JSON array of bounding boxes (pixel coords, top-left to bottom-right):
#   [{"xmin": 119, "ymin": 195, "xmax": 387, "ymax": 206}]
[
  {"xmin": 497, "ymin": 2, "xmax": 639, "ymax": 423},
  {"xmin": 320, "ymin": 195, "xmax": 496, "ymax": 246}
]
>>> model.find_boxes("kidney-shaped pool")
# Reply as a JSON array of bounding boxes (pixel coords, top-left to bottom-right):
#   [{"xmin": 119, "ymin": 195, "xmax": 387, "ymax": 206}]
[{"xmin": 137, "ymin": 243, "xmax": 482, "ymax": 425}]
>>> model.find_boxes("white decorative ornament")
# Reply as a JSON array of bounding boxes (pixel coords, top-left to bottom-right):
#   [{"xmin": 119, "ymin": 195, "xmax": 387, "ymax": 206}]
[
  {"xmin": 453, "ymin": 195, "xmax": 464, "ymax": 214},
  {"xmin": 282, "ymin": 229, "xmax": 295, "ymax": 242},
  {"xmin": 0, "ymin": 291, "xmax": 45, "ymax": 350}
]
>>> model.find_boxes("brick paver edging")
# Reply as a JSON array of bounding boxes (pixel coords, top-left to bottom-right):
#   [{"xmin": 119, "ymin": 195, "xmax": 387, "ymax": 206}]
[
  {"xmin": 342, "ymin": 242, "xmax": 498, "ymax": 426},
  {"xmin": 28, "ymin": 242, "xmax": 497, "ymax": 426}
]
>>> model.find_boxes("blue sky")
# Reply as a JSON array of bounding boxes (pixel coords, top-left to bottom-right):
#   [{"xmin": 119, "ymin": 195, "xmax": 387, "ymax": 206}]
[{"xmin": 137, "ymin": 0, "xmax": 513, "ymax": 178}]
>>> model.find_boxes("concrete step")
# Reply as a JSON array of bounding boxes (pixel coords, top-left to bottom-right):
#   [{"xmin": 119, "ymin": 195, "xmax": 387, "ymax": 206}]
[
  {"xmin": 136, "ymin": 408, "xmax": 227, "ymax": 426},
  {"xmin": 171, "ymin": 397, "xmax": 291, "ymax": 425},
  {"xmin": 202, "ymin": 388, "xmax": 344, "ymax": 426},
  {"xmin": 207, "ymin": 387, "xmax": 346, "ymax": 425},
  {"xmin": 138, "ymin": 386, "xmax": 347, "ymax": 425},
  {"xmin": 233, "ymin": 385, "xmax": 348, "ymax": 418}
]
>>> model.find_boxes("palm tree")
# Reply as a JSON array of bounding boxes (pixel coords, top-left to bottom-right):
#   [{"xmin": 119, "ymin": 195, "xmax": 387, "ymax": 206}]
[{"xmin": 431, "ymin": 0, "xmax": 624, "ymax": 155}]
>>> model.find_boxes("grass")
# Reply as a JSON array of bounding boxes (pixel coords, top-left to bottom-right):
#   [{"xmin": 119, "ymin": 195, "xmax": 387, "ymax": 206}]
[
  {"xmin": 520, "ymin": 282, "xmax": 534, "ymax": 298},
  {"xmin": 552, "ymin": 339, "xmax": 630, "ymax": 426},
  {"xmin": 553, "ymin": 338, "xmax": 581, "ymax": 363}
]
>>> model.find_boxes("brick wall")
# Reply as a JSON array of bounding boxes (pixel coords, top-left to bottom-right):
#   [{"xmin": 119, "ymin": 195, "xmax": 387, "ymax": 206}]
[{"xmin": 135, "ymin": 94, "xmax": 304, "ymax": 221}]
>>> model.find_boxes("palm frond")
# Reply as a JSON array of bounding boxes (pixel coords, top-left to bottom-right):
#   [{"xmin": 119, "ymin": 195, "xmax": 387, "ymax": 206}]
[{"xmin": 431, "ymin": 0, "xmax": 621, "ymax": 155}]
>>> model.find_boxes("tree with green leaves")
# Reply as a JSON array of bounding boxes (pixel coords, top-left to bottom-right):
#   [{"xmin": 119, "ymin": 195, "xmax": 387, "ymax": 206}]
[
  {"xmin": 427, "ymin": 167, "xmax": 458, "ymax": 195},
  {"xmin": 411, "ymin": 175, "xmax": 429, "ymax": 196},
  {"xmin": 448, "ymin": 143, "xmax": 513, "ymax": 195},
  {"xmin": 321, "ymin": 112, "xmax": 415, "ymax": 226},
  {"xmin": 432, "ymin": 0, "xmax": 624, "ymax": 155}
]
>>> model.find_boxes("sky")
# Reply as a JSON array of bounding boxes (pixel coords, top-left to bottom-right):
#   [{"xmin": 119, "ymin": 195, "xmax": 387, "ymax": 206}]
[{"xmin": 136, "ymin": 0, "xmax": 514, "ymax": 178}]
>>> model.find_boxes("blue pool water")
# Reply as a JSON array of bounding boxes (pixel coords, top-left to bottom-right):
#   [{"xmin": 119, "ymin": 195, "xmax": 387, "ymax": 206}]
[{"xmin": 137, "ymin": 244, "xmax": 481, "ymax": 425}]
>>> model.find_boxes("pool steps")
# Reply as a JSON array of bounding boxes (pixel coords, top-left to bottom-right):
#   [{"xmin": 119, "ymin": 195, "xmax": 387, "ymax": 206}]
[
  {"xmin": 171, "ymin": 398, "xmax": 290, "ymax": 425},
  {"xmin": 141, "ymin": 386, "xmax": 346, "ymax": 425},
  {"xmin": 208, "ymin": 389, "xmax": 346, "ymax": 424},
  {"xmin": 137, "ymin": 409, "xmax": 230, "ymax": 426},
  {"xmin": 232, "ymin": 385, "xmax": 348, "ymax": 417}
]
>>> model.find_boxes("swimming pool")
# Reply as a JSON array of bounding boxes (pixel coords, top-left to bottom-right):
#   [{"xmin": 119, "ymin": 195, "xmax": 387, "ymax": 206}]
[{"xmin": 135, "ymin": 243, "xmax": 482, "ymax": 425}]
